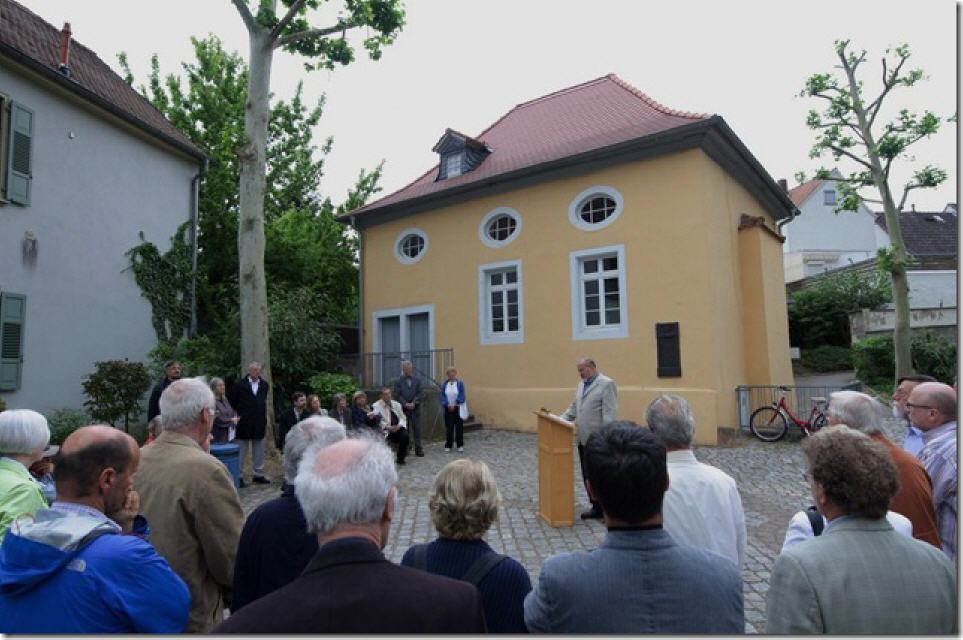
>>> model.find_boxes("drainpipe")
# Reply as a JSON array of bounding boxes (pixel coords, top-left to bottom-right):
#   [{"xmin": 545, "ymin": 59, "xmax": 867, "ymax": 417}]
[
  {"xmin": 352, "ymin": 215, "xmax": 364, "ymax": 349},
  {"xmin": 775, "ymin": 178, "xmax": 797, "ymax": 234},
  {"xmin": 189, "ymin": 159, "xmax": 208, "ymax": 337}
]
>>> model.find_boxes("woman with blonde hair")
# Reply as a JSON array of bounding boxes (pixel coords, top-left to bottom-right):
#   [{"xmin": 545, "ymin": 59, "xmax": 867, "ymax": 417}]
[{"xmin": 402, "ymin": 459, "xmax": 530, "ymax": 633}]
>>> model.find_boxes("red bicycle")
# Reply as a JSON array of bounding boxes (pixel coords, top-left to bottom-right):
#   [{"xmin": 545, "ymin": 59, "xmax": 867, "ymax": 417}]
[{"xmin": 750, "ymin": 386, "xmax": 828, "ymax": 442}]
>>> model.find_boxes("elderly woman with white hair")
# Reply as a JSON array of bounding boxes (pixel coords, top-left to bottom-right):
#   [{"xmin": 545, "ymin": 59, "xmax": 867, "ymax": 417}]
[
  {"xmin": 231, "ymin": 416, "xmax": 346, "ymax": 612},
  {"xmin": 0, "ymin": 409, "xmax": 51, "ymax": 543},
  {"xmin": 401, "ymin": 459, "xmax": 531, "ymax": 633}
]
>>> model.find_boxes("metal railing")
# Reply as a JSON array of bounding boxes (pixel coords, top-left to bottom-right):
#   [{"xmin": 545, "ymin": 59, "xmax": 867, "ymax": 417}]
[
  {"xmin": 335, "ymin": 349, "xmax": 455, "ymax": 390},
  {"xmin": 735, "ymin": 383, "xmax": 862, "ymax": 430}
]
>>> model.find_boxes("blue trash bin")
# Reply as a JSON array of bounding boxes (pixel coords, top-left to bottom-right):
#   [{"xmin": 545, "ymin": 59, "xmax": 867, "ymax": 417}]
[{"xmin": 209, "ymin": 443, "xmax": 241, "ymax": 489}]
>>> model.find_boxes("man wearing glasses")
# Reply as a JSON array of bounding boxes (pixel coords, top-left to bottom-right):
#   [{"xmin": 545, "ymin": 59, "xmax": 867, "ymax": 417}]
[{"xmin": 905, "ymin": 382, "xmax": 958, "ymax": 562}]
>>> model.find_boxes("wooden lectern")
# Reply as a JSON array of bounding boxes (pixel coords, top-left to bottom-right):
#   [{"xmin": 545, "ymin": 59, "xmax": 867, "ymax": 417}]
[{"xmin": 534, "ymin": 411, "xmax": 575, "ymax": 527}]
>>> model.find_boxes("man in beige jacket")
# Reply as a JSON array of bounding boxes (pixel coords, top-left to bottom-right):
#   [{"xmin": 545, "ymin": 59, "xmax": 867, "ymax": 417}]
[{"xmin": 135, "ymin": 377, "xmax": 244, "ymax": 633}]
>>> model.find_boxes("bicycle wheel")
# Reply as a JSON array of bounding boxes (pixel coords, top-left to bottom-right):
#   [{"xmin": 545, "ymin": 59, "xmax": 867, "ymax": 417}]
[{"xmin": 749, "ymin": 406, "xmax": 789, "ymax": 442}]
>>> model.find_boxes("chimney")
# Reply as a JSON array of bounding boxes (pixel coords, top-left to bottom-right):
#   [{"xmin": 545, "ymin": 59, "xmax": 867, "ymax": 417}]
[
  {"xmin": 777, "ymin": 178, "xmax": 788, "ymax": 193},
  {"xmin": 58, "ymin": 22, "xmax": 72, "ymax": 76}
]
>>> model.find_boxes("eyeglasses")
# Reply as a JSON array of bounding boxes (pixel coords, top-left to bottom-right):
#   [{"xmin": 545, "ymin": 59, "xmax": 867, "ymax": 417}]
[{"xmin": 904, "ymin": 402, "xmax": 934, "ymax": 411}]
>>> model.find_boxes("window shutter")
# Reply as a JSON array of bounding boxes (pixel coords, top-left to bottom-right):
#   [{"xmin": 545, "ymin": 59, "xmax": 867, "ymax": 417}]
[
  {"xmin": 6, "ymin": 102, "xmax": 34, "ymax": 205},
  {"xmin": 656, "ymin": 322, "xmax": 681, "ymax": 377},
  {"xmin": 0, "ymin": 293, "xmax": 26, "ymax": 390}
]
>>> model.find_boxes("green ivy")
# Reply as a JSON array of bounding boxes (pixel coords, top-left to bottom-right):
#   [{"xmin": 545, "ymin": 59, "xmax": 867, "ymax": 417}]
[{"xmin": 126, "ymin": 223, "xmax": 194, "ymax": 344}]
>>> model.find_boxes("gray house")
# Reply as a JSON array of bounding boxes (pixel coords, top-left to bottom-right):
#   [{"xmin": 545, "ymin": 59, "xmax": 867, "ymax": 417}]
[{"xmin": 0, "ymin": 0, "xmax": 205, "ymax": 414}]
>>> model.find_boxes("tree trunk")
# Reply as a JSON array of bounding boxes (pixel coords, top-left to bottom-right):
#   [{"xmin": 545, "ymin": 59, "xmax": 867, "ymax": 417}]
[{"xmin": 238, "ymin": 26, "xmax": 277, "ymax": 454}]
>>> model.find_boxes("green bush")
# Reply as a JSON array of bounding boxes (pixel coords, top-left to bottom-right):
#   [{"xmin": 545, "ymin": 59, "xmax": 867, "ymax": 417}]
[
  {"xmin": 308, "ymin": 372, "xmax": 357, "ymax": 410},
  {"xmin": 149, "ymin": 335, "xmax": 238, "ymax": 382},
  {"xmin": 911, "ymin": 331, "xmax": 957, "ymax": 385},
  {"xmin": 800, "ymin": 345, "xmax": 853, "ymax": 372},
  {"xmin": 46, "ymin": 408, "xmax": 91, "ymax": 445},
  {"xmin": 788, "ymin": 270, "xmax": 891, "ymax": 348},
  {"xmin": 852, "ymin": 331, "xmax": 957, "ymax": 390},
  {"xmin": 0, "ymin": 397, "xmax": 6, "ymax": 412},
  {"xmin": 82, "ymin": 360, "xmax": 152, "ymax": 431}
]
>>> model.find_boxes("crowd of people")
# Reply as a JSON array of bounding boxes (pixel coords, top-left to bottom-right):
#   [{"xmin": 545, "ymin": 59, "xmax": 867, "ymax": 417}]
[{"xmin": 0, "ymin": 357, "xmax": 956, "ymax": 633}]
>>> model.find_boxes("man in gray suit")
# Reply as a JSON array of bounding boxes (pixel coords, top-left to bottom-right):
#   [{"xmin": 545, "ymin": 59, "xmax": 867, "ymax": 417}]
[
  {"xmin": 524, "ymin": 422, "xmax": 744, "ymax": 633},
  {"xmin": 560, "ymin": 358, "xmax": 617, "ymax": 519},
  {"xmin": 766, "ymin": 426, "xmax": 957, "ymax": 634},
  {"xmin": 392, "ymin": 361, "xmax": 423, "ymax": 457}
]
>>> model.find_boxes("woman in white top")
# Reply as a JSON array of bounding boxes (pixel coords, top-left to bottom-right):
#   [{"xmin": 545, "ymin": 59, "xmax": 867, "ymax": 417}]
[
  {"xmin": 439, "ymin": 367, "xmax": 467, "ymax": 452},
  {"xmin": 782, "ymin": 508, "xmax": 913, "ymax": 552}
]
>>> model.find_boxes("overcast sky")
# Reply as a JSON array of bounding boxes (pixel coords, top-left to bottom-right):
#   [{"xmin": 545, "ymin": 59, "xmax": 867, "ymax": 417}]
[{"xmin": 26, "ymin": 0, "xmax": 959, "ymax": 212}]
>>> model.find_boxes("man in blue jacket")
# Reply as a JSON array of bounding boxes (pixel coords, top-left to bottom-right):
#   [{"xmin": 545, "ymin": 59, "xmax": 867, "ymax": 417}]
[{"xmin": 0, "ymin": 425, "xmax": 189, "ymax": 633}]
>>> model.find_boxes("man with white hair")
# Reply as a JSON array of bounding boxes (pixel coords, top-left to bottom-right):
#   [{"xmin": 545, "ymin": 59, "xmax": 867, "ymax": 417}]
[
  {"xmin": 906, "ymin": 381, "xmax": 958, "ymax": 561},
  {"xmin": 232, "ymin": 416, "xmax": 346, "ymax": 611},
  {"xmin": 214, "ymin": 438, "xmax": 487, "ymax": 633},
  {"xmin": 824, "ymin": 390, "xmax": 939, "ymax": 548},
  {"xmin": 644, "ymin": 394, "xmax": 746, "ymax": 567},
  {"xmin": 135, "ymin": 378, "xmax": 244, "ymax": 633}
]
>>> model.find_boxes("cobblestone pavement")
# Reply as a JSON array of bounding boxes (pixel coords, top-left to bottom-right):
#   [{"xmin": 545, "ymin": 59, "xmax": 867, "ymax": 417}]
[{"xmin": 238, "ymin": 418, "xmax": 907, "ymax": 633}]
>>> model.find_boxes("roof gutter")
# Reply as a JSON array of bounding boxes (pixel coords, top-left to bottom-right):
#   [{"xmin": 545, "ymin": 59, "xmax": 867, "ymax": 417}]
[{"xmin": 0, "ymin": 43, "xmax": 206, "ymax": 162}]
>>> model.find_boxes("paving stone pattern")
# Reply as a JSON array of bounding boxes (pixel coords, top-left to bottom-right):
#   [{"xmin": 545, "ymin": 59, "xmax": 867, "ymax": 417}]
[{"xmin": 238, "ymin": 418, "xmax": 908, "ymax": 634}]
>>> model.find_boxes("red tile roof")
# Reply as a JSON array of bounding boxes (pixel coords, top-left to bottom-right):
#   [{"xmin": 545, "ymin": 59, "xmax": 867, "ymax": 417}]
[
  {"xmin": 349, "ymin": 74, "xmax": 712, "ymax": 217},
  {"xmin": 0, "ymin": 0, "xmax": 203, "ymax": 160},
  {"xmin": 788, "ymin": 178, "xmax": 822, "ymax": 206}
]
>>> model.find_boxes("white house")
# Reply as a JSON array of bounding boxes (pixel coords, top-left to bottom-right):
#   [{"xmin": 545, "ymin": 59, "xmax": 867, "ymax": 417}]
[
  {"xmin": 0, "ymin": 0, "xmax": 205, "ymax": 413},
  {"xmin": 782, "ymin": 170, "xmax": 888, "ymax": 283}
]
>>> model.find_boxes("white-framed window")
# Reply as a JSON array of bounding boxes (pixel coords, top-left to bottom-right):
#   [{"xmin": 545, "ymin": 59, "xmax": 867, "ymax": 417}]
[
  {"xmin": 478, "ymin": 260, "xmax": 523, "ymax": 345},
  {"xmin": 393, "ymin": 228, "xmax": 428, "ymax": 264},
  {"xmin": 568, "ymin": 186, "xmax": 624, "ymax": 231},
  {"xmin": 824, "ymin": 189, "xmax": 836, "ymax": 205},
  {"xmin": 445, "ymin": 153, "xmax": 462, "ymax": 178},
  {"xmin": 478, "ymin": 207, "xmax": 522, "ymax": 248},
  {"xmin": 569, "ymin": 245, "xmax": 628, "ymax": 341}
]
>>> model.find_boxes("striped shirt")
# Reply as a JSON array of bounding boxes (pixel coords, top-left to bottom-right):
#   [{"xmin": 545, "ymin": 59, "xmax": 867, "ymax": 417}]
[{"xmin": 918, "ymin": 421, "xmax": 957, "ymax": 561}]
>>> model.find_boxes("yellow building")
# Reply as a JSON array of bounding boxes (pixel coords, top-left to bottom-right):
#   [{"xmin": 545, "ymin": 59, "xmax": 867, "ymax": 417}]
[{"xmin": 339, "ymin": 75, "xmax": 795, "ymax": 445}]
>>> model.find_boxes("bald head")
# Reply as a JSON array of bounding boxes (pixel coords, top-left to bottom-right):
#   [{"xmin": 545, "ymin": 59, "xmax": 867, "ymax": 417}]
[
  {"xmin": 54, "ymin": 425, "xmax": 138, "ymax": 497},
  {"xmin": 907, "ymin": 382, "xmax": 958, "ymax": 431}
]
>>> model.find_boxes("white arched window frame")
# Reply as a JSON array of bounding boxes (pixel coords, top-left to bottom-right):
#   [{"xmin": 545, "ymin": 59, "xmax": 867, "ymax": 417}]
[
  {"xmin": 567, "ymin": 186, "xmax": 624, "ymax": 231},
  {"xmin": 393, "ymin": 228, "xmax": 429, "ymax": 265},
  {"xmin": 478, "ymin": 207, "xmax": 523, "ymax": 248}
]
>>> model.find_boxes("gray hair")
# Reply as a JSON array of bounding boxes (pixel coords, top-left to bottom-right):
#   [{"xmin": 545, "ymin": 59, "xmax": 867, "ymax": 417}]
[
  {"xmin": 208, "ymin": 377, "xmax": 225, "ymax": 392},
  {"xmin": 283, "ymin": 416, "xmax": 346, "ymax": 483},
  {"xmin": 577, "ymin": 357, "xmax": 597, "ymax": 369},
  {"xmin": 0, "ymin": 409, "xmax": 50, "ymax": 456},
  {"xmin": 401, "ymin": 360, "xmax": 412, "ymax": 368},
  {"xmin": 160, "ymin": 377, "xmax": 215, "ymax": 432},
  {"xmin": 827, "ymin": 391, "xmax": 885, "ymax": 435},
  {"xmin": 645, "ymin": 394, "xmax": 695, "ymax": 449},
  {"xmin": 295, "ymin": 437, "xmax": 398, "ymax": 534}
]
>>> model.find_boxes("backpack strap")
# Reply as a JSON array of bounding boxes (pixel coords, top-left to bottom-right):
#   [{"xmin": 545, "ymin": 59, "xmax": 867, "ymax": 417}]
[
  {"xmin": 461, "ymin": 551, "xmax": 506, "ymax": 587},
  {"xmin": 411, "ymin": 543, "xmax": 429, "ymax": 571},
  {"xmin": 805, "ymin": 506, "xmax": 824, "ymax": 536}
]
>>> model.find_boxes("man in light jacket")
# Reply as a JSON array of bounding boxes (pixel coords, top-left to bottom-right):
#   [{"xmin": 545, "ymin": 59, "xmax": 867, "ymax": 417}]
[
  {"xmin": 135, "ymin": 377, "xmax": 245, "ymax": 633},
  {"xmin": 372, "ymin": 388, "xmax": 410, "ymax": 465},
  {"xmin": 560, "ymin": 358, "xmax": 617, "ymax": 519}
]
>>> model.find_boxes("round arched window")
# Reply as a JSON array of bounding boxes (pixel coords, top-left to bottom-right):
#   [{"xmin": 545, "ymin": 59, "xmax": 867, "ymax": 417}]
[
  {"xmin": 568, "ymin": 186, "xmax": 624, "ymax": 231},
  {"xmin": 479, "ymin": 207, "xmax": 522, "ymax": 248},
  {"xmin": 394, "ymin": 228, "xmax": 428, "ymax": 264}
]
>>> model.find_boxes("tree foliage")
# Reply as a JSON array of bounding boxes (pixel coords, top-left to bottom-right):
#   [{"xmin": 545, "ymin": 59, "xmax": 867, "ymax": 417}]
[
  {"xmin": 798, "ymin": 40, "xmax": 952, "ymax": 382},
  {"xmin": 82, "ymin": 360, "xmax": 152, "ymax": 430},
  {"xmin": 120, "ymin": 35, "xmax": 383, "ymax": 413},
  {"xmin": 788, "ymin": 269, "xmax": 891, "ymax": 348}
]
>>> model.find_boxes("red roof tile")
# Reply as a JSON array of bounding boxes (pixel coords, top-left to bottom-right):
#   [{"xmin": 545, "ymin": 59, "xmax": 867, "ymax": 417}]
[
  {"xmin": 350, "ymin": 74, "xmax": 711, "ymax": 217},
  {"xmin": 0, "ymin": 0, "xmax": 203, "ymax": 160},
  {"xmin": 788, "ymin": 178, "xmax": 822, "ymax": 206}
]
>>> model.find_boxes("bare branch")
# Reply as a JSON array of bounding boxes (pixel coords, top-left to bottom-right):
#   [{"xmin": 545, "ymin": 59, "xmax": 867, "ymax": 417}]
[
  {"xmin": 867, "ymin": 53, "xmax": 909, "ymax": 127},
  {"xmin": 829, "ymin": 144, "xmax": 875, "ymax": 171},
  {"xmin": 274, "ymin": 19, "xmax": 361, "ymax": 48},
  {"xmin": 269, "ymin": 0, "xmax": 308, "ymax": 41},
  {"xmin": 231, "ymin": 0, "xmax": 257, "ymax": 32},
  {"xmin": 898, "ymin": 183, "xmax": 920, "ymax": 211}
]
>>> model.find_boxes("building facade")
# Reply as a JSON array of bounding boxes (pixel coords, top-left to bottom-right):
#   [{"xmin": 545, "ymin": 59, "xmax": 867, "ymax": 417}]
[
  {"xmin": 342, "ymin": 75, "xmax": 794, "ymax": 444},
  {"xmin": 0, "ymin": 0, "xmax": 204, "ymax": 413}
]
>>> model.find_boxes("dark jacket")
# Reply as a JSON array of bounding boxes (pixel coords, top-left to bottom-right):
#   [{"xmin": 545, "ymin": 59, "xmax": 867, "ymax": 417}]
[
  {"xmin": 402, "ymin": 537, "xmax": 531, "ymax": 633},
  {"xmin": 229, "ymin": 377, "xmax": 269, "ymax": 440},
  {"xmin": 231, "ymin": 484, "xmax": 317, "ymax": 613},
  {"xmin": 393, "ymin": 374, "xmax": 422, "ymax": 407},
  {"xmin": 276, "ymin": 408, "xmax": 306, "ymax": 449},
  {"xmin": 351, "ymin": 406, "xmax": 379, "ymax": 430},
  {"xmin": 215, "ymin": 537, "xmax": 487, "ymax": 634},
  {"xmin": 329, "ymin": 406, "xmax": 351, "ymax": 427},
  {"xmin": 147, "ymin": 377, "xmax": 176, "ymax": 421}
]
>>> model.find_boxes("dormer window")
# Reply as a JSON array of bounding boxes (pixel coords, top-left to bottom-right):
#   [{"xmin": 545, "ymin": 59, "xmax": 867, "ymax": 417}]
[
  {"xmin": 445, "ymin": 153, "xmax": 463, "ymax": 178},
  {"xmin": 432, "ymin": 128, "xmax": 491, "ymax": 181}
]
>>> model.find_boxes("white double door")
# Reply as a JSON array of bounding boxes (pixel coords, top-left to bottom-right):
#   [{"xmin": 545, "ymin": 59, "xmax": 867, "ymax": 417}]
[{"xmin": 374, "ymin": 305, "xmax": 433, "ymax": 385}]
